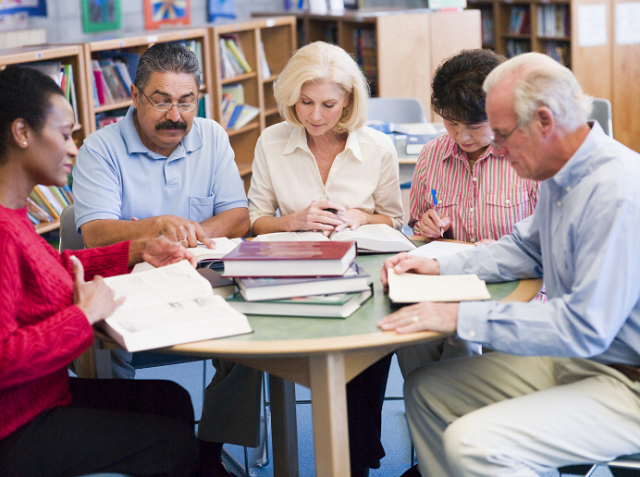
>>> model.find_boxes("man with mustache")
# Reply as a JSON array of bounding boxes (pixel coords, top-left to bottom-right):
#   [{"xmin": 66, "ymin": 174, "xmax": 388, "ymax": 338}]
[{"xmin": 73, "ymin": 43, "xmax": 254, "ymax": 477}]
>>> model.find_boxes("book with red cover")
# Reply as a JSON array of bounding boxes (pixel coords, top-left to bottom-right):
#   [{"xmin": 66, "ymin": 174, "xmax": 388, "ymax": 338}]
[{"xmin": 221, "ymin": 241, "xmax": 356, "ymax": 277}]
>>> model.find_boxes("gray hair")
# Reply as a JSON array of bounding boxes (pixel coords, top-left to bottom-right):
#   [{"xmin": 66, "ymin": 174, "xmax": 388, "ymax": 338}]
[
  {"xmin": 483, "ymin": 52, "xmax": 592, "ymax": 133},
  {"xmin": 135, "ymin": 42, "xmax": 201, "ymax": 90}
]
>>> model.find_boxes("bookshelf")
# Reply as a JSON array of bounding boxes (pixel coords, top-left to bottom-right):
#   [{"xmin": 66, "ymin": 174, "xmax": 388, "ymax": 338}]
[
  {"xmin": 82, "ymin": 28, "xmax": 213, "ymax": 133},
  {"xmin": 252, "ymin": 9, "xmax": 482, "ymax": 122},
  {"xmin": 0, "ymin": 44, "xmax": 90, "ymax": 234},
  {"xmin": 210, "ymin": 17, "xmax": 297, "ymax": 190}
]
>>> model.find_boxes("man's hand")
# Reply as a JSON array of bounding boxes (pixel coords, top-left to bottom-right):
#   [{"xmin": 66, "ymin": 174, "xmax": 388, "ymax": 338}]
[
  {"xmin": 138, "ymin": 237, "xmax": 198, "ymax": 268},
  {"xmin": 154, "ymin": 215, "xmax": 212, "ymax": 249},
  {"xmin": 72, "ymin": 256, "xmax": 125, "ymax": 325},
  {"xmin": 419, "ymin": 210, "xmax": 451, "ymax": 238},
  {"xmin": 377, "ymin": 301, "xmax": 459, "ymax": 334},
  {"xmin": 380, "ymin": 253, "xmax": 440, "ymax": 289}
]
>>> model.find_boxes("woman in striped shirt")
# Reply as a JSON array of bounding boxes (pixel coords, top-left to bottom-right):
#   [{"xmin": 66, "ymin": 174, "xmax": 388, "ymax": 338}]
[{"xmin": 409, "ymin": 49, "xmax": 538, "ymax": 244}]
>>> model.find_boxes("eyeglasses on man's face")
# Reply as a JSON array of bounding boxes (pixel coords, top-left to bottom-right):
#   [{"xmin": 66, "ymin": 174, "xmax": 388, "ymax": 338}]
[
  {"xmin": 136, "ymin": 85, "xmax": 198, "ymax": 113},
  {"xmin": 490, "ymin": 123, "xmax": 519, "ymax": 150}
]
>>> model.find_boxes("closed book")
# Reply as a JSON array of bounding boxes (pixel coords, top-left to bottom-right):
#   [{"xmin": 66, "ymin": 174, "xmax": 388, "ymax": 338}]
[
  {"xmin": 405, "ymin": 134, "xmax": 442, "ymax": 155},
  {"xmin": 221, "ymin": 241, "xmax": 357, "ymax": 277},
  {"xmin": 226, "ymin": 286, "xmax": 373, "ymax": 318},
  {"xmin": 387, "ymin": 269, "xmax": 491, "ymax": 304},
  {"xmin": 100, "ymin": 261, "xmax": 252, "ymax": 352},
  {"xmin": 236, "ymin": 263, "xmax": 370, "ymax": 301}
]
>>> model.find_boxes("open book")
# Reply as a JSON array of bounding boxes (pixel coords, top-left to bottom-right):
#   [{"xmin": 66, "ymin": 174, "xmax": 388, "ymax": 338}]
[
  {"xmin": 387, "ymin": 269, "xmax": 491, "ymax": 303},
  {"xmin": 100, "ymin": 260, "xmax": 252, "ymax": 352},
  {"xmin": 255, "ymin": 224, "xmax": 416, "ymax": 253}
]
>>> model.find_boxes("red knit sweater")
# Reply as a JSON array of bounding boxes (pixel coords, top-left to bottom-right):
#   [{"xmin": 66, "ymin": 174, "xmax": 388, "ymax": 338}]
[{"xmin": 0, "ymin": 204, "xmax": 130, "ymax": 440}]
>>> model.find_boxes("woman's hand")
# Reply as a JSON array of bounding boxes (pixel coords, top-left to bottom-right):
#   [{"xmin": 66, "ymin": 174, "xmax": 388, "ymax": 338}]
[
  {"xmin": 380, "ymin": 253, "xmax": 439, "ymax": 290},
  {"xmin": 334, "ymin": 209, "xmax": 369, "ymax": 232},
  {"xmin": 72, "ymin": 256, "xmax": 125, "ymax": 325},
  {"xmin": 418, "ymin": 209, "xmax": 451, "ymax": 238},
  {"xmin": 288, "ymin": 200, "xmax": 347, "ymax": 235},
  {"xmin": 377, "ymin": 301, "xmax": 459, "ymax": 334}
]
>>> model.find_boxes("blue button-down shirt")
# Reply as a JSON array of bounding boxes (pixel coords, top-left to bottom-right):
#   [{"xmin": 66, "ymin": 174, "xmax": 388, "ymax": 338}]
[
  {"xmin": 439, "ymin": 122, "xmax": 640, "ymax": 365},
  {"xmin": 73, "ymin": 106, "xmax": 247, "ymax": 231}
]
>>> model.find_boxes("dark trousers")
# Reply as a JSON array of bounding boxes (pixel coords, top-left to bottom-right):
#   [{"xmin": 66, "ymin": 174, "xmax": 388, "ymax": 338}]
[
  {"xmin": 0, "ymin": 378, "xmax": 198, "ymax": 477},
  {"xmin": 347, "ymin": 353, "xmax": 393, "ymax": 471}
]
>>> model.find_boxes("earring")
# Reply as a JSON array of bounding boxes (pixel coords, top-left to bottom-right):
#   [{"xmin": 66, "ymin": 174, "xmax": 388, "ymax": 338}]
[{"xmin": 22, "ymin": 141, "xmax": 27, "ymax": 146}]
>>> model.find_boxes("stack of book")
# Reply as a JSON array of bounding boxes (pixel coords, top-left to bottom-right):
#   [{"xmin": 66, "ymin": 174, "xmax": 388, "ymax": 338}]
[
  {"xmin": 221, "ymin": 240, "xmax": 374, "ymax": 318},
  {"xmin": 219, "ymin": 83, "xmax": 260, "ymax": 131},
  {"xmin": 28, "ymin": 184, "xmax": 73, "ymax": 227}
]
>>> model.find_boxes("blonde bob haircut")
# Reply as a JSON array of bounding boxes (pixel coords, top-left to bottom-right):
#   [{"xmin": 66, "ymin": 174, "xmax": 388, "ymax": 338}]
[
  {"xmin": 484, "ymin": 52, "xmax": 592, "ymax": 133},
  {"xmin": 274, "ymin": 41, "xmax": 369, "ymax": 134}
]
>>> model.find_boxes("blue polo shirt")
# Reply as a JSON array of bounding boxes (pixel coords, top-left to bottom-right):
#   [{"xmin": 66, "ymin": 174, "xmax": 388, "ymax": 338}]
[{"xmin": 73, "ymin": 106, "xmax": 247, "ymax": 231}]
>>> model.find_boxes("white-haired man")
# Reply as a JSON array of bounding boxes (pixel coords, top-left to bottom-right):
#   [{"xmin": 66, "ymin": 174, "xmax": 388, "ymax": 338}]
[{"xmin": 378, "ymin": 52, "xmax": 640, "ymax": 476}]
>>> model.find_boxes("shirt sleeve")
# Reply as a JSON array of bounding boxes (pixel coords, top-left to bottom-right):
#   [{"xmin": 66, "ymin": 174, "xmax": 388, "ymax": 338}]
[
  {"xmin": 59, "ymin": 241, "xmax": 131, "ymax": 281},
  {"xmin": 247, "ymin": 134, "xmax": 279, "ymax": 227},
  {"xmin": 0, "ymin": 237, "xmax": 93, "ymax": 390},
  {"xmin": 210, "ymin": 124, "xmax": 248, "ymax": 215},
  {"xmin": 454, "ymin": 198, "xmax": 640, "ymax": 361},
  {"xmin": 371, "ymin": 140, "xmax": 405, "ymax": 230},
  {"xmin": 73, "ymin": 141, "xmax": 123, "ymax": 230}
]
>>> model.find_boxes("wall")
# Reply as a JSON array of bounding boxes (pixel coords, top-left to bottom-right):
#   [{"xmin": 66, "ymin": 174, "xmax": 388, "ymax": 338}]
[{"xmin": 28, "ymin": 0, "xmax": 426, "ymax": 43}]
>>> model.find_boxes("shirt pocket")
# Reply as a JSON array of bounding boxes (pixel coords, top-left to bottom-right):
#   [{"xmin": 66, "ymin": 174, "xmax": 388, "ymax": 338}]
[
  {"xmin": 436, "ymin": 193, "xmax": 460, "ymax": 217},
  {"xmin": 189, "ymin": 196, "xmax": 215, "ymax": 223},
  {"xmin": 485, "ymin": 190, "xmax": 532, "ymax": 224}
]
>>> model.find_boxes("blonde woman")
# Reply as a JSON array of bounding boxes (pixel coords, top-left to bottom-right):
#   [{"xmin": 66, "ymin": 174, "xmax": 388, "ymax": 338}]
[{"xmin": 247, "ymin": 41, "xmax": 404, "ymax": 477}]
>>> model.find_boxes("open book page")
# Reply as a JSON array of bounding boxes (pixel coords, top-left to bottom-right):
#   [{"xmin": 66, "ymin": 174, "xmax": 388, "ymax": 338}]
[
  {"xmin": 387, "ymin": 269, "xmax": 491, "ymax": 303},
  {"xmin": 188, "ymin": 237, "xmax": 239, "ymax": 261},
  {"xmin": 101, "ymin": 260, "xmax": 252, "ymax": 351},
  {"xmin": 331, "ymin": 224, "xmax": 416, "ymax": 253},
  {"xmin": 409, "ymin": 241, "xmax": 475, "ymax": 260}
]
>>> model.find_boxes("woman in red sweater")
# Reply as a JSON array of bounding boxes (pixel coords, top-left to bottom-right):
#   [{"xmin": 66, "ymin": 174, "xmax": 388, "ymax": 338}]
[{"xmin": 0, "ymin": 66, "xmax": 199, "ymax": 476}]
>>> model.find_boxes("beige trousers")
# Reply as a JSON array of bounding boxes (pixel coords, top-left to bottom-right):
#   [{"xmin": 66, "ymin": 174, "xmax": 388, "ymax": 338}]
[{"xmin": 404, "ymin": 352, "xmax": 640, "ymax": 476}]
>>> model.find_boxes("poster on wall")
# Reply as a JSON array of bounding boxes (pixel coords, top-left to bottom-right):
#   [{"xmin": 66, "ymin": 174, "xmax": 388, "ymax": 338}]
[
  {"xmin": 0, "ymin": 0, "xmax": 47, "ymax": 16},
  {"xmin": 81, "ymin": 0, "xmax": 122, "ymax": 33},
  {"xmin": 144, "ymin": 0, "xmax": 190, "ymax": 30},
  {"xmin": 208, "ymin": 0, "xmax": 236, "ymax": 21}
]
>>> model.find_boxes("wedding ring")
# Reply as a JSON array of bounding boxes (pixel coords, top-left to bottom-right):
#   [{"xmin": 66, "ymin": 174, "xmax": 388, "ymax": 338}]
[{"xmin": 411, "ymin": 315, "xmax": 419, "ymax": 323}]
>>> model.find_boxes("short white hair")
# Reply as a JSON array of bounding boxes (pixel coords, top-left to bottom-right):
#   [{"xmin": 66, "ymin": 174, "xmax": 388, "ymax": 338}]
[
  {"xmin": 483, "ymin": 52, "xmax": 592, "ymax": 133},
  {"xmin": 273, "ymin": 41, "xmax": 369, "ymax": 133}
]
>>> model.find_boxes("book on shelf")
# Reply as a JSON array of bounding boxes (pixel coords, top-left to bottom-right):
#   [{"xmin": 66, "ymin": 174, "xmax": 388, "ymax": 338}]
[
  {"xmin": 405, "ymin": 133, "xmax": 445, "ymax": 155},
  {"xmin": 255, "ymin": 224, "xmax": 416, "ymax": 254},
  {"xmin": 481, "ymin": 9, "xmax": 495, "ymax": 45},
  {"xmin": 96, "ymin": 111, "xmax": 126, "ymax": 129},
  {"xmin": 353, "ymin": 28, "xmax": 378, "ymax": 97},
  {"xmin": 92, "ymin": 60, "xmax": 114, "ymax": 106},
  {"xmin": 258, "ymin": 41, "xmax": 271, "ymax": 78},
  {"xmin": 98, "ymin": 59, "xmax": 130, "ymax": 102},
  {"xmin": 22, "ymin": 61, "xmax": 79, "ymax": 123},
  {"xmin": 509, "ymin": 6, "xmax": 530, "ymax": 35},
  {"xmin": 225, "ymin": 103, "xmax": 244, "ymax": 130},
  {"xmin": 222, "ymin": 84, "xmax": 245, "ymax": 104},
  {"xmin": 387, "ymin": 269, "xmax": 491, "ymax": 304},
  {"xmin": 235, "ymin": 262, "xmax": 370, "ymax": 301},
  {"xmin": 505, "ymin": 39, "xmax": 531, "ymax": 58},
  {"xmin": 220, "ymin": 99, "xmax": 237, "ymax": 129},
  {"xmin": 537, "ymin": 5, "xmax": 570, "ymax": 38},
  {"xmin": 100, "ymin": 260, "xmax": 252, "ymax": 352},
  {"xmin": 230, "ymin": 104, "xmax": 260, "ymax": 130},
  {"xmin": 226, "ymin": 285, "xmax": 373, "ymax": 318},
  {"xmin": 176, "ymin": 40, "xmax": 204, "ymax": 75},
  {"xmin": 219, "ymin": 35, "xmax": 251, "ymax": 77},
  {"xmin": 26, "ymin": 197, "xmax": 54, "ymax": 224},
  {"xmin": 221, "ymin": 240, "xmax": 357, "ymax": 278}
]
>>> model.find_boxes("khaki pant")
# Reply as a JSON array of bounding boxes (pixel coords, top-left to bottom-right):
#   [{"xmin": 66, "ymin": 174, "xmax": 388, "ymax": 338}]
[{"xmin": 405, "ymin": 352, "xmax": 640, "ymax": 476}]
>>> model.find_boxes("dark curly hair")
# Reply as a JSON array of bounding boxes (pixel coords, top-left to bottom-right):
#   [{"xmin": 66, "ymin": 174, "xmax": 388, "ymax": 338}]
[
  {"xmin": 431, "ymin": 49, "xmax": 506, "ymax": 125},
  {"xmin": 0, "ymin": 66, "xmax": 65, "ymax": 163}
]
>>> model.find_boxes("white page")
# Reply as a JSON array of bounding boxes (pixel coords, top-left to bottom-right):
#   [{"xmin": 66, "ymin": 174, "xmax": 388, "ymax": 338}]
[
  {"xmin": 388, "ymin": 269, "xmax": 491, "ymax": 302},
  {"xmin": 409, "ymin": 241, "xmax": 475, "ymax": 259},
  {"xmin": 188, "ymin": 237, "xmax": 239, "ymax": 260},
  {"xmin": 578, "ymin": 4, "xmax": 607, "ymax": 47}
]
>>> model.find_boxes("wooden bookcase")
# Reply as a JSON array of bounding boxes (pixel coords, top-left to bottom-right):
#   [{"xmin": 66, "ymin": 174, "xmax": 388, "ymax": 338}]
[
  {"xmin": 82, "ymin": 28, "xmax": 213, "ymax": 134},
  {"xmin": 209, "ymin": 16, "xmax": 297, "ymax": 190},
  {"xmin": 0, "ymin": 44, "xmax": 90, "ymax": 234},
  {"xmin": 252, "ymin": 9, "xmax": 482, "ymax": 122},
  {"xmin": 468, "ymin": 0, "xmax": 640, "ymax": 153}
]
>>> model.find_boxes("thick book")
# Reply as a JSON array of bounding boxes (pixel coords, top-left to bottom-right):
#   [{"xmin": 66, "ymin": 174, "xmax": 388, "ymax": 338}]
[
  {"xmin": 236, "ymin": 263, "xmax": 370, "ymax": 301},
  {"xmin": 387, "ymin": 269, "xmax": 491, "ymax": 304},
  {"xmin": 100, "ymin": 260, "xmax": 252, "ymax": 352},
  {"xmin": 221, "ymin": 240, "xmax": 357, "ymax": 277},
  {"xmin": 255, "ymin": 224, "xmax": 416, "ymax": 254},
  {"xmin": 226, "ymin": 286, "xmax": 373, "ymax": 318}
]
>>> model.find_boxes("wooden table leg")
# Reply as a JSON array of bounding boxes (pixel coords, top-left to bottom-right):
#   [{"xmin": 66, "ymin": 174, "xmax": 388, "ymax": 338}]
[
  {"xmin": 309, "ymin": 353, "xmax": 350, "ymax": 477},
  {"xmin": 269, "ymin": 375, "xmax": 299, "ymax": 477}
]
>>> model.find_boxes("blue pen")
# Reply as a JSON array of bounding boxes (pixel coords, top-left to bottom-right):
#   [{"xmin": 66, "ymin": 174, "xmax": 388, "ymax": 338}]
[{"xmin": 431, "ymin": 189, "xmax": 444, "ymax": 237}]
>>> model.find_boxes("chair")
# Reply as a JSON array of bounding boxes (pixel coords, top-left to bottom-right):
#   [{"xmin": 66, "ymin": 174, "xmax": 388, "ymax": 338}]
[
  {"xmin": 590, "ymin": 97, "xmax": 613, "ymax": 138},
  {"xmin": 368, "ymin": 97, "xmax": 428, "ymax": 124},
  {"xmin": 559, "ymin": 454, "xmax": 640, "ymax": 476}
]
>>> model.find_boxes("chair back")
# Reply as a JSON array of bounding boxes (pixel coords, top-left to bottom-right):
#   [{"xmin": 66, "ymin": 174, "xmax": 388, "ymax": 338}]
[
  {"xmin": 590, "ymin": 98, "xmax": 613, "ymax": 138},
  {"xmin": 59, "ymin": 204, "xmax": 84, "ymax": 252},
  {"xmin": 368, "ymin": 97, "xmax": 428, "ymax": 124}
]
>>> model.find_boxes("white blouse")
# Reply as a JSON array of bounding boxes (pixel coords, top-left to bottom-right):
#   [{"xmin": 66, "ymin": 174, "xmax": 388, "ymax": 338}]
[{"xmin": 248, "ymin": 122, "xmax": 404, "ymax": 231}]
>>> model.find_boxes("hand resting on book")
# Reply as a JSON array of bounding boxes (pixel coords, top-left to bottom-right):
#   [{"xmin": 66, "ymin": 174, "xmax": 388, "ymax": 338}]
[{"xmin": 380, "ymin": 252, "xmax": 440, "ymax": 290}]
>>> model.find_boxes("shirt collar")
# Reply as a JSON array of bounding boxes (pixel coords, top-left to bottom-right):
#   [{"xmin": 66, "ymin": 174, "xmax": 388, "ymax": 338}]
[
  {"xmin": 282, "ymin": 125, "xmax": 363, "ymax": 162},
  {"xmin": 551, "ymin": 121, "xmax": 605, "ymax": 190},
  {"xmin": 119, "ymin": 106, "xmax": 203, "ymax": 160}
]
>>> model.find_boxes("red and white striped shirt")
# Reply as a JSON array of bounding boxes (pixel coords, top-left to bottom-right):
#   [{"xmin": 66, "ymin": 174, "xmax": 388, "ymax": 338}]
[{"xmin": 409, "ymin": 134, "xmax": 538, "ymax": 243}]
